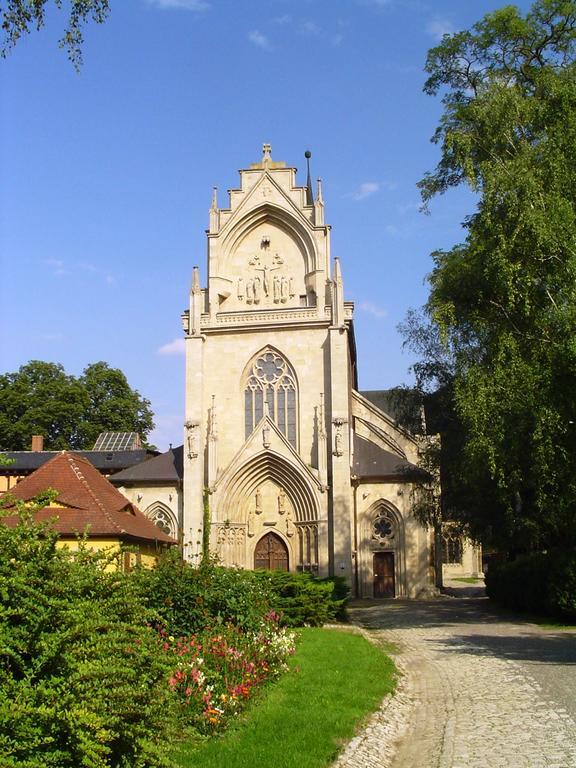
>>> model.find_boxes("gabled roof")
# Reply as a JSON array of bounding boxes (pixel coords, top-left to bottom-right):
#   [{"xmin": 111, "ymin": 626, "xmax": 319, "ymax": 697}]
[
  {"xmin": 352, "ymin": 434, "xmax": 426, "ymax": 482},
  {"xmin": 110, "ymin": 446, "xmax": 184, "ymax": 485},
  {"xmin": 1, "ymin": 452, "xmax": 175, "ymax": 544}
]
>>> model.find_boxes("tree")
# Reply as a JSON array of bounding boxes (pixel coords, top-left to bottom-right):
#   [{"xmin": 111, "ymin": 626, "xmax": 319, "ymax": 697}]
[
  {"xmin": 1, "ymin": 0, "xmax": 110, "ymax": 68},
  {"xmin": 79, "ymin": 361, "xmax": 155, "ymax": 449},
  {"xmin": 415, "ymin": 0, "xmax": 576, "ymax": 554},
  {"xmin": 0, "ymin": 360, "xmax": 155, "ymax": 451}
]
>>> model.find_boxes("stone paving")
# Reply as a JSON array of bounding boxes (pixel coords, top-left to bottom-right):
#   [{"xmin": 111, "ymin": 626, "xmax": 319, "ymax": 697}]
[{"xmin": 334, "ymin": 587, "xmax": 576, "ymax": 768}]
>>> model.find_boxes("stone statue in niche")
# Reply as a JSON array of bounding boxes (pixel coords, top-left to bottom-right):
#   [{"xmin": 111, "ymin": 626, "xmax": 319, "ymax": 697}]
[
  {"xmin": 285, "ymin": 506, "xmax": 294, "ymax": 538},
  {"xmin": 184, "ymin": 420, "xmax": 199, "ymax": 459},
  {"xmin": 246, "ymin": 279, "xmax": 254, "ymax": 303},
  {"xmin": 255, "ymin": 487, "xmax": 262, "ymax": 515},
  {"xmin": 247, "ymin": 508, "xmax": 255, "ymax": 537},
  {"xmin": 237, "ymin": 278, "xmax": 244, "ymax": 300},
  {"xmin": 332, "ymin": 418, "xmax": 346, "ymax": 457},
  {"xmin": 278, "ymin": 487, "xmax": 286, "ymax": 515},
  {"xmin": 262, "ymin": 421, "xmax": 271, "ymax": 449}
]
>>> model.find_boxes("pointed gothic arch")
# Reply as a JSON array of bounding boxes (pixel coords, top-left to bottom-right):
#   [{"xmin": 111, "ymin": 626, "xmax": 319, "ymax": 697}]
[
  {"xmin": 254, "ymin": 531, "xmax": 289, "ymax": 571},
  {"xmin": 242, "ymin": 347, "xmax": 299, "ymax": 448},
  {"xmin": 220, "ymin": 201, "xmax": 318, "ymax": 276},
  {"xmin": 219, "ymin": 450, "xmax": 319, "ymax": 524},
  {"xmin": 144, "ymin": 502, "xmax": 178, "ymax": 539}
]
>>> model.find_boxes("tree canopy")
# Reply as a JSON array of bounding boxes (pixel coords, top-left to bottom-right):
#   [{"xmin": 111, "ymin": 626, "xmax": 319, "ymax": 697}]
[
  {"xmin": 410, "ymin": 0, "xmax": 576, "ymax": 553},
  {"xmin": 0, "ymin": 360, "xmax": 155, "ymax": 451},
  {"xmin": 1, "ymin": 1, "xmax": 110, "ymax": 68}
]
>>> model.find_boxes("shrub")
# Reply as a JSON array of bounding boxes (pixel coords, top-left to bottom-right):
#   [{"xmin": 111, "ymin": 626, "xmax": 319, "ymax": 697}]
[
  {"xmin": 134, "ymin": 551, "xmax": 273, "ymax": 637},
  {"xmin": 0, "ymin": 499, "xmax": 178, "ymax": 768},
  {"xmin": 251, "ymin": 571, "xmax": 348, "ymax": 627},
  {"xmin": 485, "ymin": 549, "xmax": 576, "ymax": 620}
]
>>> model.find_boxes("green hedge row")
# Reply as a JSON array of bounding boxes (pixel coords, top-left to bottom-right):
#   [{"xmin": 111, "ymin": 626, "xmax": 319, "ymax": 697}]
[
  {"xmin": 485, "ymin": 550, "xmax": 576, "ymax": 620},
  {"xmin": 134, "ymin": 552, "xmax": 349, "ymax": 635}
]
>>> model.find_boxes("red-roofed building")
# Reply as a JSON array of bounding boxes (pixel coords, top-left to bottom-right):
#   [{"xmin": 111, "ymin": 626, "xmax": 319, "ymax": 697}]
[{"xmin": 0, "ymin": 452, "xmax": 176, "ymax": 568}]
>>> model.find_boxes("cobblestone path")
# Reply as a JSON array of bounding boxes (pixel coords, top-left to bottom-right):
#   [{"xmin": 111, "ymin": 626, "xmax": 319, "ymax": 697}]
[{"xmin": 334, "ymin": 594, "xmax": 576, "ymax": 768}]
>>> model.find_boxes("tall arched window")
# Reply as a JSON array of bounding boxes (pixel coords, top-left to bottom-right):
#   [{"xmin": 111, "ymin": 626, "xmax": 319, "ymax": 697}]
[{"xmin": 244, "ymin": 349, "xmax": 298, "ymax": 447}]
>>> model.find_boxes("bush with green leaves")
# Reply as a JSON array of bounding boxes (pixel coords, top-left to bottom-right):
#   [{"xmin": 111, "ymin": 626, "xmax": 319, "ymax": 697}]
[
  {"xmin": 0, "ymin": 494, "xmax": 179, "ymax": 768},
  {"xmin": 133, "ymin": 550, "xmax": 274, "ymax": 638},
  {"xmin": 251, "ymin": 571, "xmax": 348, "ymax": 627},
  {"xmin": 485, "ymin": 550, "xmax": 576, "ymax": 620}
]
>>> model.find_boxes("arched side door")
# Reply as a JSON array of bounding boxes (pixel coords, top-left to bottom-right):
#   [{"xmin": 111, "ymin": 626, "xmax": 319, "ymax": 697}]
[{"xmin": 254, "ymin": 532, "xmax": 289, "ymax": 571}]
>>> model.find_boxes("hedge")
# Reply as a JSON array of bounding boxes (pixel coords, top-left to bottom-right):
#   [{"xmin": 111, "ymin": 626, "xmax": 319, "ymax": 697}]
[{"xmin": 485, "ymin": 549, "xmax": 576, "ymax": 620}]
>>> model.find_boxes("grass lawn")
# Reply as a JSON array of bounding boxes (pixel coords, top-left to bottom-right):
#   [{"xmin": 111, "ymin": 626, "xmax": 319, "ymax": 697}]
[
  {"xmin": 452, "ymin": 577, "xmax": 485, "ymax": 584},
  {"xmin": 172, "ymin": 626, "xmax": 396, "ymax": 768}
]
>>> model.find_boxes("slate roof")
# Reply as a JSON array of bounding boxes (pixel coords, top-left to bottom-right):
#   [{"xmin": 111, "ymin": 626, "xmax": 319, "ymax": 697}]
[
  {"xmin": 0, "ymin": 452, "xmax": 176, "ymax": 544},
  {"xmin": 110, "ymin": 445, "xmax": 184, "ymax": 485},
  {"xmin": 352, "ymin": 434, "xmax": 426, "ymax": 481},
  {"xmin": 360, "ymin": 388, "xmax": 425, "ymax": 434},
  {"xmin": 0, "ymin": 449, "xmax": 157, "ymax": 475}
]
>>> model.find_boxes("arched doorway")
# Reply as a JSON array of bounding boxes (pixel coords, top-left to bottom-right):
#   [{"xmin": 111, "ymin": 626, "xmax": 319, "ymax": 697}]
[{"xmin": 254, "ymin": 532, "xmax": 289, "ymax": 571}]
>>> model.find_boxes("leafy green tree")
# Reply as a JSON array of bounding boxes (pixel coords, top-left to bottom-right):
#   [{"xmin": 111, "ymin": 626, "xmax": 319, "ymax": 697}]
[
  {"xmin": 416, "ymin": 0, "xmax": 576, "ymax": 554},
  {"xmin": 1, "ymin": 1, "xmax": 110, "ymax": 68},
  {"xmin": 0, "ymin": 360, "xmax": 155, "ymax": 451},
  {"xmin": 0, "ymin": 361, "xmax": 89, "ymax": 451},
  {"xmin": 79, "ymin": 361, "xmax": 155, "ymax": 449}
]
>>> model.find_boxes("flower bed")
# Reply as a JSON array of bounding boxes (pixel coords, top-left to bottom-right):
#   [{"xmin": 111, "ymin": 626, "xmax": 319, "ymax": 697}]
[{"xmin": 162, "ymin": 611, "xmax": 296, "ymax": 732}]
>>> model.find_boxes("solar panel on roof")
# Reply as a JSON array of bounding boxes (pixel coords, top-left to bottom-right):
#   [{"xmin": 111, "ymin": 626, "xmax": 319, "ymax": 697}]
[{"xmin": 93, "ymin": 432, "xmax": 141, "ymax": 451}]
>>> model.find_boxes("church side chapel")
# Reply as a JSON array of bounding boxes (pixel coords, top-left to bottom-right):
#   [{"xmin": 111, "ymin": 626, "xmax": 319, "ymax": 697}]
[{"xmin": 177, "ymin": 144, "xmax": 439, "ymax": 599}]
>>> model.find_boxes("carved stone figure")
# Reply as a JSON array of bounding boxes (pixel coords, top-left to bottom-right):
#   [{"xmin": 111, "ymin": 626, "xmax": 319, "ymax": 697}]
[
  {"xmin": 185, "ymin": 420, "xmax": 199, "ymax": 459},
  {"xmin": 278, "ymin": 487, "xmax": 286, "ymax": 515},
  {"xmin": 237, "ymin": 277, "xmax": 244, "ymax": 300},
  {"xmin": 246, "ymin": 278, "xmax": 254, "ymax": 303},
  {"xmin": 255, "ymin": 487, "xmax": 262, "ymax": 515},
  {"xmin": 253, "ymin": 276, "xmax": 262, "ymax": 303},
  {"xmin": 273, "ymin": 274, "xmax": 280, "ymax": 303},
  {"xmin": 281, "ymin": 276, "xmax": 288, "ymax": 303}
]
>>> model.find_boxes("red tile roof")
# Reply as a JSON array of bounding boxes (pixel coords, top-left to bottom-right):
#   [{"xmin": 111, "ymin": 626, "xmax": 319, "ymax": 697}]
[{"xmin": 1, "ymin": 452, "xmax": 175, "ymax": 544}]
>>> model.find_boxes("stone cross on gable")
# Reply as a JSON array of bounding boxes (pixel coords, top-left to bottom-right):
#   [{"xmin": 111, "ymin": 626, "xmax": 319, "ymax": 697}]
[{"xmin": 262, "ymin": 143, "xmax": 272, "ymax": 160}]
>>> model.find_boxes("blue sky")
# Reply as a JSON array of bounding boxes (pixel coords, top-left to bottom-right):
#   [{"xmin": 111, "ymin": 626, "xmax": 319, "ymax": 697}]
[{"xmin": 1, "ymin": 0, "xmax": 532, "ymax": 450}]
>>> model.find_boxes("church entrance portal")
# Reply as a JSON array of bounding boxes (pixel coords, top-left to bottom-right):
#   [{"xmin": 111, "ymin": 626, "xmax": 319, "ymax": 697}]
[
  {"xmin": 254, "ymin": 532, "xmax": 289, "ymax": 571},
  {"xmin": 373, "ymin": 552, "xmax": 395, "ymax": 598}
]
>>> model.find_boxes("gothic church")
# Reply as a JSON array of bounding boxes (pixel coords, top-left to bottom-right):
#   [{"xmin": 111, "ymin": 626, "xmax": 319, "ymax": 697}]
[{"xmin": 116, "ymin": 145, "xmax": 447, "ymax": 597}]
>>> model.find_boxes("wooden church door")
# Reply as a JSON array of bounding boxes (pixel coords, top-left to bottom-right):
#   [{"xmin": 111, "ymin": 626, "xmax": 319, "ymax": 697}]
[
  {"xmin": 373, "ymin": 552, "xmax": 395, "ymax": 598},
  {"xmin": 254, "ymin": 532, "xmax": 289, "ymax": 571}
]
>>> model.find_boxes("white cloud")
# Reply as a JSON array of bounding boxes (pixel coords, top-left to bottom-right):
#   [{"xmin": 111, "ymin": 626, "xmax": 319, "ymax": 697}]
[
  {"xmin": 426, "ymin": 19, "xmax": 455, "ymax": 41},
  {"xmin": 350, "ymin": 182, "xmax": 380, "ymax": 200},
  {"xmin": 146, "ymin": 0, "xmax": 209, "ymax": 10},
  {"xmin": 301, "ymin": 20, "xmax": 321, "ymax": 36},
  {"xmin": 360, "ymin": 301, "xmax": 388, "ymax": 319},
  {"xmin": 158, "ymin": 338, "xmax": 186, "ymax": 356},
  {"xmin": 248, "ymin": 30, "xmax": 271, "ymax": 51}
]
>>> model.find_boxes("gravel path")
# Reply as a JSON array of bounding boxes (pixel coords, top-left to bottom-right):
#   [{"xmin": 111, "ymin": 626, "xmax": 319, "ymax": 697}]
[{"xmin": 334, "ymin": 590, "xmax": 576, "ymax": 768}]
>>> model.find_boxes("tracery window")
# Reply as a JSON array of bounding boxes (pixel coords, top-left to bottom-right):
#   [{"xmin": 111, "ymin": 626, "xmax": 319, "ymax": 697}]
[
  {"xmin": 372, "ymin": 510, "xmax": 396, "ymax": 546},
  {"xmin": 145, "ymin": 503, "xmax": 177, "ymax": 539},
  {"xmin": 442, "ymin": 534, "xmax": 463, "ymax": 564},
  {"xmin": 244, "ymin": 350, "xmax": 297, "ymax": 447}
]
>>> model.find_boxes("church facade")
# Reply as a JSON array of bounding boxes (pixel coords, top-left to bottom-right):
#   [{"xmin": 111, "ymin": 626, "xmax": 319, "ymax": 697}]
[{"xmin": 178, "ymin": 145, "xmax": 436, "ymax": 598}]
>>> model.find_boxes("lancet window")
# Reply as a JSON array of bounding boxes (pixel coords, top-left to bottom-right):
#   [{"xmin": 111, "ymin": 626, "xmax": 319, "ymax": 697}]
[{"xmin": 244, "ymin": 349, "xmax": 297, "ymax": 447}]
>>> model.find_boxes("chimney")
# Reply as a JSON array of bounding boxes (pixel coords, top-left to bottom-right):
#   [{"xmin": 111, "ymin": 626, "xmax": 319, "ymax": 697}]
[{"xmin": 31, "ymin": 435, "xmax": 44, "ymax": 452}]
